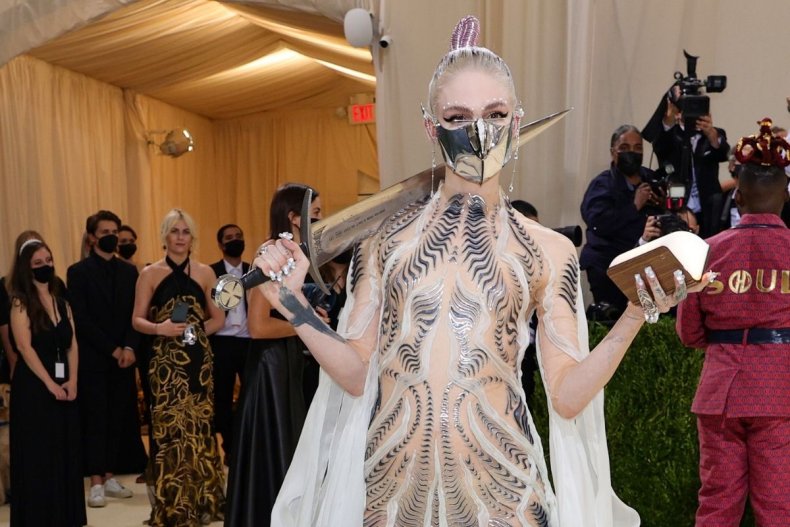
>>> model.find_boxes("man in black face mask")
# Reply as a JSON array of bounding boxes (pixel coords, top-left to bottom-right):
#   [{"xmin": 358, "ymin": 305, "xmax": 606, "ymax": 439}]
[
  {"xmin": 116, "ymin": 225, "xmax": 139, "ymax": 266},
  {"xmin": 66, "ymin": 210, "xmax": 147, "ymax": 507},
  {"xmin": 580, "ymin": 125, "xmax": 663, "ymax": 315},
  {"xmin": 209, "ymin": 224, "xmax": 250, "ymax": 461}
]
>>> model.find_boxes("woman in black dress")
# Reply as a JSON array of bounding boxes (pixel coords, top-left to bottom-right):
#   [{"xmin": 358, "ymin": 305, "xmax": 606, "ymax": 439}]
[
  {"xmin": 0, "ymin": 230, "xmax": 50, "ymax": 381},
  {"xmin": 225, "ymin": 183, "xmax": 322, "ymax": 527},
  {"xmin": 132, "ymin": 209, "xmax": 225, "ymax": 526},
  {"xmin": 9, "ymin": 239, "xmax": 86, "ymax": 526}
]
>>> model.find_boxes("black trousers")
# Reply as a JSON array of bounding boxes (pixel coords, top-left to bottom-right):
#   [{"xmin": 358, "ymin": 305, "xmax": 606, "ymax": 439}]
[
  {"xmin": 79, "ymin": 363, "xmax": 144, "ymax": 476},
  {"xmin": 586, "ymin": 266, "xmax": 627, "ymax": 312},
  {"xmin": 209, "ymin": 335, "xmax": 250, "ymax": 460}
]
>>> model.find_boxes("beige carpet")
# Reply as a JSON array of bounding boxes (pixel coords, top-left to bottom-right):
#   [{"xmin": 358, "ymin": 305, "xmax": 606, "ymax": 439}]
[{"xmin": 0, "ymin": 473, "xmax": 224, "ymax": 527}]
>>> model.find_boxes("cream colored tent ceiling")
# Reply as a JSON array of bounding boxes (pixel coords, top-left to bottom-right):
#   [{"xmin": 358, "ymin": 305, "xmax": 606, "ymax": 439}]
[{"xmin": 24, "ymin": 0, "xmax": 375, "ymax": 119}]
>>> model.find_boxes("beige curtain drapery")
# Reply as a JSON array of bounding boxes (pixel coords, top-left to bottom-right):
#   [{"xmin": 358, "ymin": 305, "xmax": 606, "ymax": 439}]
[
  {"xmin": 212, "ymin": 107, "xmax": 378, "ymax": 246},
  {"xmin": 2, "ymin": 0, "xmax": 790, "ymax": 299},
  {"xmin": 0, "ymin": 55, "xmax": 128, "ymax": 269},
  {"xmin": 0, "ymin": 54, "xmax": 377, "ymax": 271}
]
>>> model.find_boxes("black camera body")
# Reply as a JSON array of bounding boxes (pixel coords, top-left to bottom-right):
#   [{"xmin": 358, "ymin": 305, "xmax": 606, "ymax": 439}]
[
  {"xmin": 669, "ymin": 50, "xmax": 726, "ymax": 125},
  {"xmin": 643, "ymin": 171, "xmax": 668, "ymax": 198}
]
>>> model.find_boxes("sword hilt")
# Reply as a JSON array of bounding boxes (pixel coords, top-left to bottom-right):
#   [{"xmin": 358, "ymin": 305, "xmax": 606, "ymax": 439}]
[{"xmin": 211, "ymin": 191, "xmax": 327, "ymax": 311}]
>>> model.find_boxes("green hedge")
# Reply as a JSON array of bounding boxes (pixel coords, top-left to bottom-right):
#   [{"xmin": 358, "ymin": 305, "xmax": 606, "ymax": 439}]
[{"xmin": 530, "ymin": 317, "xmax": 754, "ymax": 526}]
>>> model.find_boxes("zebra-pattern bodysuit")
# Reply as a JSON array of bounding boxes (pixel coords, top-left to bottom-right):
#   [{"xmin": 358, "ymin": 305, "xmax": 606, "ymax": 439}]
[{"xmin": 351, "ymin": 187, "xmax": 582, "ymax": 527}]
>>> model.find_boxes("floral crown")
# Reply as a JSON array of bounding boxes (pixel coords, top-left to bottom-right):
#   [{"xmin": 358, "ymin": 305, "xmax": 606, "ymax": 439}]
[{"xmin": 734, "ymin": 117, "xmax": 790, "ymax": 168}]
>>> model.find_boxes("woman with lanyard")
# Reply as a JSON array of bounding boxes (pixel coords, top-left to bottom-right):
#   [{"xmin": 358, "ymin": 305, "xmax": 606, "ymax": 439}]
[{"xmin": 9, "ymin": 238, "xmax": 85, "ymax": 526}]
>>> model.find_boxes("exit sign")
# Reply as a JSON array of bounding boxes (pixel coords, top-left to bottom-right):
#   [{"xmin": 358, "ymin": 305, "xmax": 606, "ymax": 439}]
[{"xmin": 348, "ymin": 103, "xmax": 376, "ymax": 124}]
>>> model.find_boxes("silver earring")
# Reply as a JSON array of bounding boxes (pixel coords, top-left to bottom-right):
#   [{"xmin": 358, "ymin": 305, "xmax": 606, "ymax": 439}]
[
  {"xmin": 509, "ymin": 139, "xmax": 519, "ymax": 194},
  {"xmin": 431, "ymin": 145, "xmax": 436, "ymax": 198}
]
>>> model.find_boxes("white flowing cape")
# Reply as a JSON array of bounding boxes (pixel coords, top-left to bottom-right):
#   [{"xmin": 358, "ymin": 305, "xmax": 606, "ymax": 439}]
[{"xmin": 272, "ymin": 277, "xmax": 640, "ymax": 527}]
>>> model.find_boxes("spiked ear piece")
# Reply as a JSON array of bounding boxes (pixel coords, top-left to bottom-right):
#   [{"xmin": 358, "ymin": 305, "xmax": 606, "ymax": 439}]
[
  {"xmin": 511, "ymin": 105, "xmax": 524, "ymax": 136},
  {"xmin": 421, "ymin": 104, "xmax": 438, "ymax": 142}
]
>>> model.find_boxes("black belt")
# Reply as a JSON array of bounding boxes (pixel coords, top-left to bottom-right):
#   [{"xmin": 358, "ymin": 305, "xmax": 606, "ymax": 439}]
[{"xmin": 707, "ymin": 328, "xmax": 790, "ymax": 345}]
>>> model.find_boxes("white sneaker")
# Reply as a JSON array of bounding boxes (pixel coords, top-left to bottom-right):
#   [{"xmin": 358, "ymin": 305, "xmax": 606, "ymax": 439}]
[
  {"xmin": 104, "ymin": 477, "xmax": 133, "ymax": 499},
  {"xmin": 87, "ymin": 484, "xmax": 106, "ymax": 508}
]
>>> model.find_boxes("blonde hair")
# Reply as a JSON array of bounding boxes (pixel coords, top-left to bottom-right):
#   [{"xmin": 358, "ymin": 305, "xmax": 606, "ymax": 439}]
[
  {"xmin": 427, "ymin": 46, "xmax": 517, "ymax": 114},
  {"xmin": 160, "ymin": 208, "xmax": 198, "ymax": 250}
]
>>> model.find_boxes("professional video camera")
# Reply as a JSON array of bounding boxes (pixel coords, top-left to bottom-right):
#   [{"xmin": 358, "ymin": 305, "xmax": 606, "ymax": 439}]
[{"xmin": 668, "ymin": 50, "xmax": 727, "ymax": 128}]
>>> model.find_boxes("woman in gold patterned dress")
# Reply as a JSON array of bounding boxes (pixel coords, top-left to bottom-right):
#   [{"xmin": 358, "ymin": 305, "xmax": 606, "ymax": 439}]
[{"xmin": 132, "ymin": 208, "xmax": 225, "ymax": 526}]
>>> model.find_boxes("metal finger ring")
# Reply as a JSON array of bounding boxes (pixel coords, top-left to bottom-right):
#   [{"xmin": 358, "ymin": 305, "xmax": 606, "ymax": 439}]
[
  {"xmin": 644, "ymin": 266, "xmax": 667, "ymax": 303},
  {"xmin": 278, "ymin": 232, "xmax": 294, "ymax": 241},
  {"xmin": 256, "ymin": 244, "xmax": 268, "ymax": 257},
  {"xmin": 268, "ymin": 270, "xmax": 278, "ymax": 281},
  {"xmin": 673, "ymin": 270, "xmax": 688, "ymax": 302},
  {"xmin": 275, "ymin": 272, "xmax": 283, "ymax": 283},
  {"xmin": 635, "ymin": 273, "xmax": 660, "ymax": 324}
]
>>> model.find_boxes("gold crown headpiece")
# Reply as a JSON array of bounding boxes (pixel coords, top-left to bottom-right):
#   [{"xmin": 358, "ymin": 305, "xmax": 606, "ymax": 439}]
[{"xmin": 734, "ymin": 117, "xmax": 790, "ymax": 168}]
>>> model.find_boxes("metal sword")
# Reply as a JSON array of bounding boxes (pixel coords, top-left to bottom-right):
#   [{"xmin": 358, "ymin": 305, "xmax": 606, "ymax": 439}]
[{"xmin": 211, "ymin": 108, "xmax": 571, "ymax": 310}]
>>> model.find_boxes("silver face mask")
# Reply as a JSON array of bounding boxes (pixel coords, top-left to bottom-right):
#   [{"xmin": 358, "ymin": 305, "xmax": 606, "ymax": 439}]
[{"xmin": 424, "ymin": 106, "xmax": 520, "ymax": 185}]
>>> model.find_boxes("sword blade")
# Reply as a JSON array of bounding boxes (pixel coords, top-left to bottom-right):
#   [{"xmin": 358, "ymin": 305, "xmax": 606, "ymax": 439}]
[
  {"xmin": 302, "ymin": 107, "xmax": 571, "ymax": 265},
  {"xmin": 213, "ymin": 108, "xmax": 571, "ymax": 310}
]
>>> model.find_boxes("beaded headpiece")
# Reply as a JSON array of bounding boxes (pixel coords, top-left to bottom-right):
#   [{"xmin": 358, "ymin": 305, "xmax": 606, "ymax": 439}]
[
  {"xmin": 734, "ymin": 117, "xmax": 790, "ymax": 168},
  {"xmin": 451, "ymin": 15, "xmax": 481, "ymax": 49}
]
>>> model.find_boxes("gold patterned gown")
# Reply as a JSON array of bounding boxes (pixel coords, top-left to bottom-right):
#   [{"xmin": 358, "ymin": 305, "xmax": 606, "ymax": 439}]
[
  {"xmin": 146, "ymin": 258, "xmax": 225, "ymax": 526},
  {"xmin": 351, "ymin": 187, "xmax": 586, "ymax": 527}
]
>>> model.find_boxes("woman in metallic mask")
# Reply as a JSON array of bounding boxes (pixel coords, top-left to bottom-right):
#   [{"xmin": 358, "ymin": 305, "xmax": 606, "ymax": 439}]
[{"xmin": 256, "ymin": 15, "xmax": 694, "ymax": 527}]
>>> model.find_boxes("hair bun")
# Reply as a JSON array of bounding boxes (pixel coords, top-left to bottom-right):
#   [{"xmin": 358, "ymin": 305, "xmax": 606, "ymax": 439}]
[{"xmin": 450, "ymin": 15, "xmax": 480, "ymax": 51}]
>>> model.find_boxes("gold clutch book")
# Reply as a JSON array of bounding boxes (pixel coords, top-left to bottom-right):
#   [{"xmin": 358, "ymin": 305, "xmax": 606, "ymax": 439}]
[{"xmin": 606, "ymin": 231, "xmax": 710, "ymax": 304}]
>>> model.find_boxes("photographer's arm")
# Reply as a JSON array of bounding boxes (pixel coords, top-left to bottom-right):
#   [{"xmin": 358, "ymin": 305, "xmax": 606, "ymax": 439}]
[
  {"xmin": 640, "ymin": 215, "xmax": 661, "ymax": 244},
  {"xmin": 581, "ymin": 178, "xmax": 645, "ymax": 237}
]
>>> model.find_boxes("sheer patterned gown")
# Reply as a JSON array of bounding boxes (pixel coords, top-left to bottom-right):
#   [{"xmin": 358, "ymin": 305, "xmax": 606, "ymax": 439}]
[
  {"xmin": 356, "ymin": 187, "xmax": 582, "ymax": 527},
  {"xmin": 145, "ymin": 257, "xmax": 225, "ymax": 526}
]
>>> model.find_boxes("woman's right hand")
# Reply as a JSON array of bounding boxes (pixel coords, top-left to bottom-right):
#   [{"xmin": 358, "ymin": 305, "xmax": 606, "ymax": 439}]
[
  {"xmin": 156, "ymin": 319, "xmax": 188, "ymax": 337},
  {"xmin": 252, "ymin": 239, "xmax": 309, "ymax": 309},
  {"xmin": 47, "ymin": 380, "xmax": 68, "ymax": 400},
  {"xmin": 641, "ymin": 215, "xmax": 661, "ymax": 243}
]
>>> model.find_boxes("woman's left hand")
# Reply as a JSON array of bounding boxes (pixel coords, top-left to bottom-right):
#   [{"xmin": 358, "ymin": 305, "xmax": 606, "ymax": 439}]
[
  {"xmin": 62, "ymin": 379, "xmax": 78, "ymax": 401},
  {"xmin": 633, "ymin": 267, "xmax": 715, "ymax": 323}
]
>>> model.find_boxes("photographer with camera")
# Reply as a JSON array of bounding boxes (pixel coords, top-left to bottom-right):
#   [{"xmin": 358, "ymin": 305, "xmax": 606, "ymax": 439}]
[
  {"xmin": 580, "ymin": 124, "xmax": 662, "ymax": 315},
  {"xmin": 643, "ymin": 52, "xmax": 729, "ymax": 239}
]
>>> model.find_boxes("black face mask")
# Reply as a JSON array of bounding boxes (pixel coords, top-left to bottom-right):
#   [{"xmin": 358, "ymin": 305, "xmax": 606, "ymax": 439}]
[
  {"xmin": 97, "ymin": 234, "xmax": 119, "ymax": 254},
  {"xmin": 32, "ymin": 265, "xmax": 54, "ymax": 284},
  {"xmin": 118, "ymin": 243, "xmax": 137, "ymax": 260},
  {"xmin": 616, "ymin": 151, "xmax": 643, "ymax": 176},
  {"xmin": 223, "ymin": 239, "xmax": 245, "ymax": 258}
]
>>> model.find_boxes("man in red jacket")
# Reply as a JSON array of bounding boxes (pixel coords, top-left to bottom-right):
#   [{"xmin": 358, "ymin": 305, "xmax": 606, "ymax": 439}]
[{"xmin": 677, "ymin": 119, "xmax": 790, "ymax": 527}]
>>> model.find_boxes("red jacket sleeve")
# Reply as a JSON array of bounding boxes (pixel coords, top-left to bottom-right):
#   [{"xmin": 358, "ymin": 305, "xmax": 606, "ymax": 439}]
[{"xmin": 676, "ymin": 291, "xmax": 707, "ymax": 349}]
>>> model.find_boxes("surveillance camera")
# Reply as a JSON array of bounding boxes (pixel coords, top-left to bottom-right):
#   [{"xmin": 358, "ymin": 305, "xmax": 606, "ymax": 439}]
[{"xmin": 379, "ymin": 35, "xmax": 392, "ymax": 48}]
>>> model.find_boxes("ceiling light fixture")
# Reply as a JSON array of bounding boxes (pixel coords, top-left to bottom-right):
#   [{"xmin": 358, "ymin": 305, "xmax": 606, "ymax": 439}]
[{"xmin": 147, "ymin": 128, "xmax": 195, "ymax": 158}]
